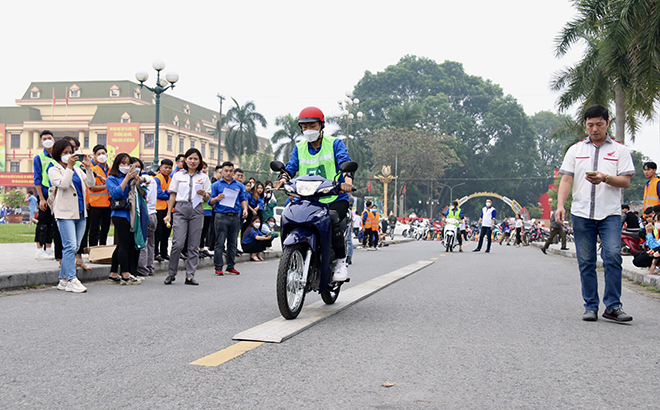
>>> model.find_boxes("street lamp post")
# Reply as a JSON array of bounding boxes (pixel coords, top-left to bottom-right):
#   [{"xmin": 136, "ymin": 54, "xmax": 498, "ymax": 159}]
[
  {"xmin": 136, "ymin": 60, "xmax": 179, "ymax": 171},
  {"xmin": 337, "ymin": 91, "xmax": 363, "ymax": 139},
  {"xmin": 216, "ymin": 93, "xmax": 225, "ymax": 165},
  {"xmin": 439, "ymin": 182, "xmax": 466, "ymax": 205}
]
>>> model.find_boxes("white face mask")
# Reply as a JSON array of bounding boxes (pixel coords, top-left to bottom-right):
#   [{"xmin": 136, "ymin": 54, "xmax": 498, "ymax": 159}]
[
  {"xmin": 61, "ymin": 154, "xmax": 72, "ymax": 163},
  {"xmin": 655, "ymin": 222, "xmax": 660, "ymax": 231},
  {"xmin": 254, "ymin": 222, "xmax": 261, "ymax": 229},
  {"xmin": 268, "ymin": 222, "xmax": 275, "ymax": 228},
  {"xmin": 97, "ymin": 154, "xmax": 107, "ymax": 163},
  {"xmin": 119, "ymin": 165, "xmax": 131, "ymax": 174},
  {"xmin": 486, "ymin": 202, "xmax": 492, "ymax": 208},
  {"xmin": 303, "ymin": 129, "xmax": 320, "ymax": 142},
  {"xmin": 43, "ymin": 139, "xmax": 54, "ymax": 149}
]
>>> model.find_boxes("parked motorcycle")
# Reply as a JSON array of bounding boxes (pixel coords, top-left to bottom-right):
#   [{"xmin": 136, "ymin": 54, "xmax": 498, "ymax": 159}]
[
  {"xmin": 270, "ymin": 160, "xmax": 358, "ymax": 320},
  {"xmin": 621, "ymin": 229, "xmax": 642, "ymax": 255}
]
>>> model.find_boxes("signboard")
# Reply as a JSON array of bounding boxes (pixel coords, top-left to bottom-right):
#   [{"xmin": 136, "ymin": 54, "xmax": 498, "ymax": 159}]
[
  {"xmin": 0, "ymin": 172, "xmax": 34, "ymax": 187},
  {"xmin": 0, "ymin": 124, "xmax": 5, "ymax": 172},
  {"xmin": 107, "ymin": 123, "xmax": 140, "ymax": 163}
]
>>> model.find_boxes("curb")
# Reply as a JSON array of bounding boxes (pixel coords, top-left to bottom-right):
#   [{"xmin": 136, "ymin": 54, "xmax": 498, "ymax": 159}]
[
  {"xmin": 530, "ymin": 242, "xmax": 660, "ymax": 289},
  {"xmin": 0, "ymin": 251, "xmax": 281, "ymax": 291},
  {"xmin": 0, "ymin": 237, "xmax": 416, "ymax": 291}
]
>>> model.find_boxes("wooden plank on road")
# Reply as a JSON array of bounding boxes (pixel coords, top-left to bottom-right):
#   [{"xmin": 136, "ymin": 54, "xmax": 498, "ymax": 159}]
[{"xmin": 232, "ymin": 260, "xmax": 434, "ymax": 343}]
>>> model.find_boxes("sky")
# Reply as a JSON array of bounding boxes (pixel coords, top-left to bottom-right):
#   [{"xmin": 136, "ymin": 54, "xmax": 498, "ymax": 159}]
[{"xmin": 4, "ymin": 0, "xmax": 659, "ymax": 163}]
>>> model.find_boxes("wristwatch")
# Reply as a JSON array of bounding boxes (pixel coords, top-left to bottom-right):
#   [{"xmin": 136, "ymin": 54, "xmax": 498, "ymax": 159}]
[{"xmin": 605, "ymin": 174, "xmax": 611, "ymax": 184}]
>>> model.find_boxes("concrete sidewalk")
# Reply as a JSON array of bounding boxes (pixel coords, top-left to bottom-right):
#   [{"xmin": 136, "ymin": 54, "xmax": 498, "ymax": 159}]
[
  {"xmin": 530, "ymin": 240, "xmax": 660, "ymax": 289},
  {"xmin": 0, "ymin": 236, "xmax": 414, "ymax": 291}
]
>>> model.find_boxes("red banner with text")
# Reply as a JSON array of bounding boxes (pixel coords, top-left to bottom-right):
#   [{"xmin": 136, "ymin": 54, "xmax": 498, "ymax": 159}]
[
  {"xmin": 0, "ymin": 172, "xmax": 34, "ymax": 187},
  {"xmin": 107, "ymin": 123, "xmax": 140, "ymax": 163}
]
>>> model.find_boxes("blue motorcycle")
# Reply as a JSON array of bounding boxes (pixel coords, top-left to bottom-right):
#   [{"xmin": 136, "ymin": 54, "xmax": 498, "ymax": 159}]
[{"xmin": 270, "ymin": 160, "xmax": 358, "ymax": 319}]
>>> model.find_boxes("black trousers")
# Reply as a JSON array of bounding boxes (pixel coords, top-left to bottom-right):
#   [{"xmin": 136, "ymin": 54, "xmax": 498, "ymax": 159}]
[
  {"xmin": 329, "ymin": 200, "xmax": 349, "ymax": 258},
  {"xmin": 242, "ymin": 239, "xmax": 268, "ymax": 254},
  {"xmin": 476, "ymin": 226, "xmax": 492, "ymax": 251},
  {"xmin": 35, "ymin": 205, "xmax": 62, "ymax": 258},
  {"xmin": 88, "ymin": 206, "xmax": 111, "ymax": 246},
  {"xmin": 200, "ymin": 214, "xmax": 213, "ymax": 249},
  {"xmin": 155, "ymin": 209, "xmax": 172, "ymax": 257},
  {"xmin": 111, "ymin": 216, "xmax": 138, "ymax": 274}
]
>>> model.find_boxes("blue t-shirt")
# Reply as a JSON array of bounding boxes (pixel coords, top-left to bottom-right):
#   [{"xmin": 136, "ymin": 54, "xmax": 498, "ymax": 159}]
[
  {"xmin": 28, "ymin": 195, "xmax": 38, "ymax": 212},
  {"xmin": 106, "ymin": 173, "xmax": 131, "ymax": 221},
  {"xmin": 71, "ymin": 172, "xmax": 84, "ymax": 211},
  {"xmin": 210, "ymin": 178, "xmax": 247, "ymax": 214},
  {"xmin": 249, "ymin": 195, "xmax": 264, "ymax": 210},
  {"xmin": 242, "ymin": 226, "xmax": 260, "ymax": 244}
]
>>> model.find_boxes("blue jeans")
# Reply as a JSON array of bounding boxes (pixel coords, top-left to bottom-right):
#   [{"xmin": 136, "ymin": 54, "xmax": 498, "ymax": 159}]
[
  {"xmin": 572, "ymin": 214, "xmax": 622, "ymax": 311},
  {"xmin": 56, "ymin": 213, "xmax": 86, "ymax": 281}
]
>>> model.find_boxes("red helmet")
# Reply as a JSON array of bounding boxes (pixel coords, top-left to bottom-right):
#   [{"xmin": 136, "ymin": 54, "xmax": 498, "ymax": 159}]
[{"xmin": 298, "ymin": 106, "xmax": 325, "ymax": 125}]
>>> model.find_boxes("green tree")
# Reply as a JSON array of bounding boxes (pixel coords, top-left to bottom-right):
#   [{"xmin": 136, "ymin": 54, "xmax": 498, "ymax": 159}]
[
  {"xmin": 224, "ymin": 98, "xmax": 267, "ymax": 160},
  {"xmin": 271, "ymin": 114, "xmax": 300, "ymax": 161},
  {"xmin": 553, "ymin": 0, "xmax": 660, "ymax": 143},
  {"xmin": 350, "ymin": 55, "xmax": 550, "ymax": 214}
]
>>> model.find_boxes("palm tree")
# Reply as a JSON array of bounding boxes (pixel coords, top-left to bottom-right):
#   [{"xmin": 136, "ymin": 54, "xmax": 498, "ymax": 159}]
[
  {"xmin": 386, "ymin": 101, "xmax": 425, "ymax": 128},
  {"xmin": 553, "ymin": 0, "xmax": 659, "ymax": 143},
  {"xmin": 271, "ymin": 114, "xmax": 300, "ymax": 161},
  {"xmin": 224, "ymin": 98, "xmax": 267, "ymax": 160}
]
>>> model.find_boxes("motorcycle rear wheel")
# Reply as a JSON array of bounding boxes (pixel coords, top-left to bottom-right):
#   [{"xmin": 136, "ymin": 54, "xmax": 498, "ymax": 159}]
[{"xmin": 276, "ymin": 244, "xmax": 307, "ymax": 319}]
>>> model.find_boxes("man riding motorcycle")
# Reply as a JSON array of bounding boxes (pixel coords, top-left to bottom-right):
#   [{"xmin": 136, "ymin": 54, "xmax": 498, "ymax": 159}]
[
  {"xmin": 443, "ymin": 200, "xmax": 465, "ymax": 252},
  {"xmin": 273, "ymin": 106, "xmax": 354, "ymax": 281}
]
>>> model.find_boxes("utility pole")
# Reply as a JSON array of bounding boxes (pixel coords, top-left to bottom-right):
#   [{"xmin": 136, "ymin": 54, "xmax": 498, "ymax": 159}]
[{"xmin": 216, "ymin": 94, "xmax": 225, "ymax": 165}]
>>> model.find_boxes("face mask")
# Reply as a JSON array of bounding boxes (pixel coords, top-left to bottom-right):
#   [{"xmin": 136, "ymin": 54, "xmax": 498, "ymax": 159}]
[
  {"xmin": 61, "ymin": 154, "xmax": 72, "ymax": 163},
  {"xmin": 254, "ymin": 222, "xmax": 261, "ymax": 229},
  {"xmin": 268, "ymin": 222, "xmax": 275, "ymax": 227},
  {"xmin": 655, "ymin": 222, "xmax": 660, "ymax": 230},
  {"xmin": 97, "ymin": 154, "xmax": 107, "ymax": 163},
  {"xmin": 119, "ymin": 165, "xmax": 131, "ymax": 174},
  {"xmin": 303, "ymin": 129, "xmax": 320, "ymax": 142},
  {"xmin": 43, "ymin": 139, "xmax": 54, "ymax": 149},
  {"xmin": 486, "ymin": 202, "xmax": 492, "ymax": 207}
]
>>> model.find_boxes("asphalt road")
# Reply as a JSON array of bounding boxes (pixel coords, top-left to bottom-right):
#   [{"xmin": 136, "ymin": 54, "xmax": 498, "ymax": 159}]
[{"xmin": 2, "ymin": 240, "xmax": 660, "ymax": 409}]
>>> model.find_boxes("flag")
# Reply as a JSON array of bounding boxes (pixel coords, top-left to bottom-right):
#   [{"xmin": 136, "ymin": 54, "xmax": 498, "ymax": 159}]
[
  {"xmin": 367, "ymin": 181, "xmax": 371, "ymax": 193},
  {"xmin": 65, "ymin": 87, "xmax": 69, "ymax": 107},
  {"xmin": 403, "ymin": 185, "xmax": 406, "ymax": 194}
]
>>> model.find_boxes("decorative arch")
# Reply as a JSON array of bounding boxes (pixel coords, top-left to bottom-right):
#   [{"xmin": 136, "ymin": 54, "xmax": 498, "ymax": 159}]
[{"xmin": 457, "ymin": 191, "xmax": 524, "ymax": 216}]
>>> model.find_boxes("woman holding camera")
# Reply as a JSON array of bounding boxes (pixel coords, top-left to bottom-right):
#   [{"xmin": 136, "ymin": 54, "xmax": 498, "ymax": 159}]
[
  {"xmin": 106, "ymin": 153, "xmax": 142, "ymax": 285},
  {"xmin": 47, "ymin": 139, "xmax": 95, "ymax": 293}
]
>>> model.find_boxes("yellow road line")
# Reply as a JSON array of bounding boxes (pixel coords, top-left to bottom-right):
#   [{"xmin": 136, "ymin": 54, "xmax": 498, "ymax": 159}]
[
  {"xmin": 431, "ymin": 257, "xmax": 439, "ymax": 260},
  {"xmin": 190, "ymin": 341, "xmax": 264, "ymax": 367}
]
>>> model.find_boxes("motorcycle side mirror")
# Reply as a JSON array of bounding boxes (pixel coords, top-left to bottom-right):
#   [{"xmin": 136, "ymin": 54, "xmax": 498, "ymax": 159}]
[
  {"xmin": 339, "ymin": 161, "xmax": 358, "ymax": 173},
  {"xmin": 270, "ymin": 161, "xmax": 286, "ymax": 172}
]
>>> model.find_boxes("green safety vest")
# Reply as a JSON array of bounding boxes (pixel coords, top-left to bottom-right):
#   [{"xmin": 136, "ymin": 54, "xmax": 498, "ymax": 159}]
[
  {"xmin": 297, "ymin": 136, "xmax": 338, "ymax": 204},
  {"xmin": 37, "ymin": 150, "xmax": 56, "ymax": 188},
  {"xmin": 447, "ymin": 208, "xmax": 461, "ymax": 219}
]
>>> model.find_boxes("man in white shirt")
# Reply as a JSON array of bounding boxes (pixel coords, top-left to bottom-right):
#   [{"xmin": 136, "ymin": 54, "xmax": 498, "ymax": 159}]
[
  {"xmin": 473, "ymin": 199, "xmax": 496, "ymax": 253},
  {"xmin": 556, "ymin": 104, "xmax": 635, "ymax": 322}
]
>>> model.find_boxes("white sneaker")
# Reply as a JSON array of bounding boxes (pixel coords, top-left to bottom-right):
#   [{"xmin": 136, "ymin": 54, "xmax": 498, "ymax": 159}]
[
  {"xmin": 332, "ymin": 259, "xmax": 349, "ymax": 282},
  {"xmin": 35, "ymin": 249, "xmax": 45, "ymax": 260},
  {"xmin": 56, "ymin": 279, "xmax": 67, "ymax": 290},
  {"xmin": 45, "ymin": 248, "xmax": 55, "ymax": 259},
  {"xmin": 65, "ymin": 278, "xmax": 87, "ymax": 293}
]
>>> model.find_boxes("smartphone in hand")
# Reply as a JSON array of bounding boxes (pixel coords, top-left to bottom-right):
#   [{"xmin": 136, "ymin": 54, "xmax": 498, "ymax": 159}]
[{"xmin": 585, "ymin": 171, "xmax": 597, "ymax": 176}]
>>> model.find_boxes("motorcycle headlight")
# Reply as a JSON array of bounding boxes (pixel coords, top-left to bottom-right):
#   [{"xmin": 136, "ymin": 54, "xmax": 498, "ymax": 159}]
[{"xmin": 296, "ymin": 180, "xmax": 322, "ymax": 196}]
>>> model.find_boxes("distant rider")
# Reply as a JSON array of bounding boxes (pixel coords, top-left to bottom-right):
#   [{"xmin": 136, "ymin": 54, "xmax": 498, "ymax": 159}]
[{"xmin": 443, "ymin": 200, "xmax": 464, "ymax": 252}]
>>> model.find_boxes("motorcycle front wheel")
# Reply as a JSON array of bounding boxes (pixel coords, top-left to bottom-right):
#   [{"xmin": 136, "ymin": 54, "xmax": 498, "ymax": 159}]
[
  {"xmin": 321, "ymin": 283, "xmax": 341, "ymax": 304},
  {"xmin": 276, "ymin": 244, "xmax": 307, "ymax": 319}
]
